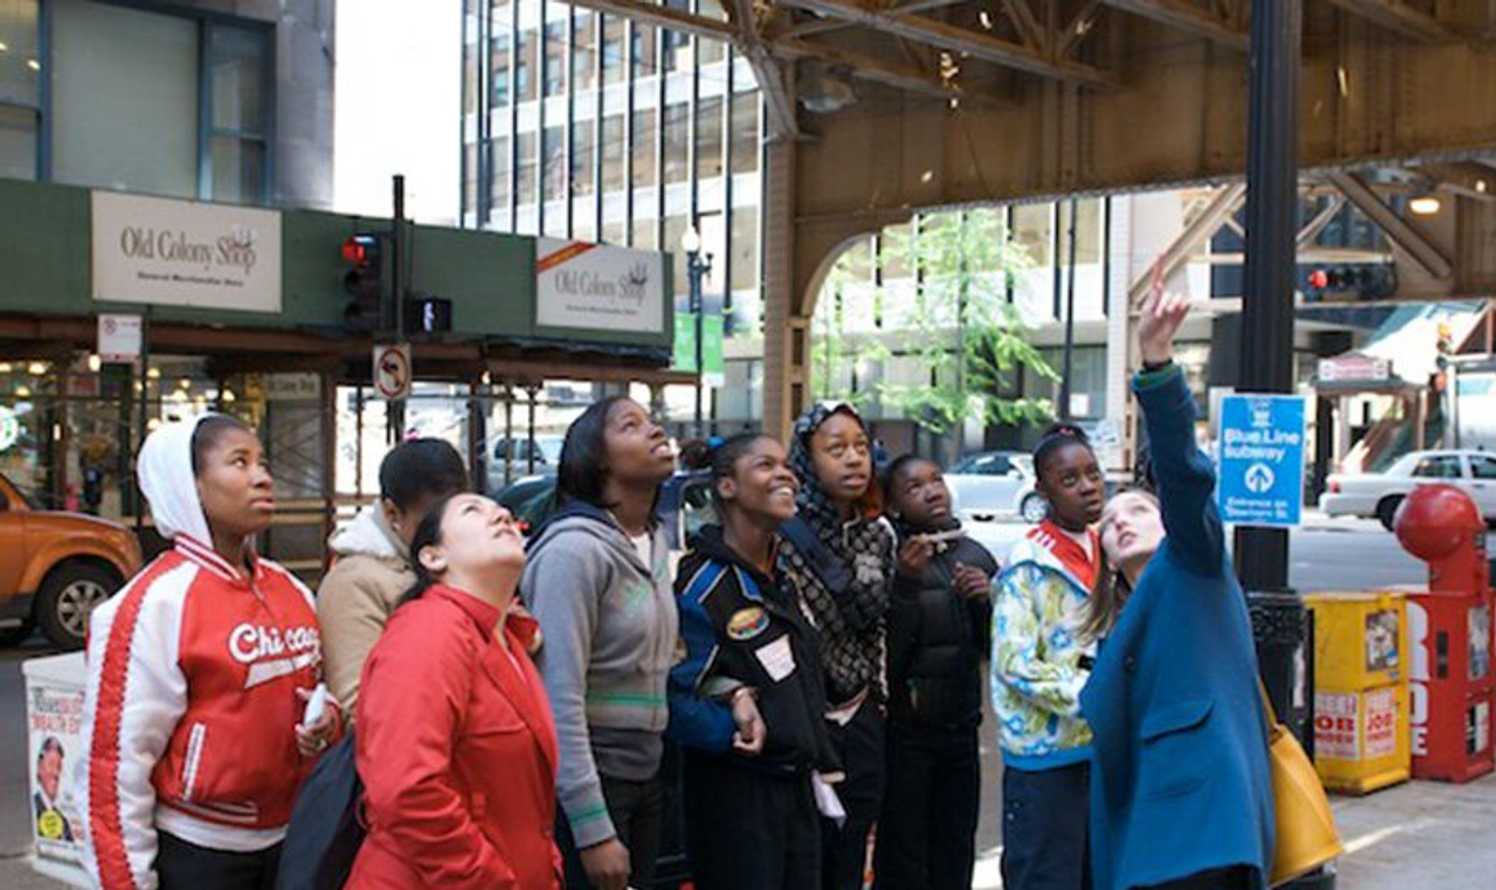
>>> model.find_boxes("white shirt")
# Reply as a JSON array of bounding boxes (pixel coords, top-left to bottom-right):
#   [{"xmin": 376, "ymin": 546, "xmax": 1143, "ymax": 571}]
[{"xmin": 628, "ymin": 530, "xmax": 652, "ymax": 570}]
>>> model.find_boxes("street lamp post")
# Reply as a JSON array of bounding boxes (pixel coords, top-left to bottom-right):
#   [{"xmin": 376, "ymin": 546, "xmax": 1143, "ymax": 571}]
[{"xmin": 681, "ymin": 226, "xmax": 714, "ymax": 437}]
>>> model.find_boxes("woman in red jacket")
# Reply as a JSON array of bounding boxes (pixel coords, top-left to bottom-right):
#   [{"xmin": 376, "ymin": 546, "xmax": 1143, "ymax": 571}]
[{"xmin": 347, "ymin": 492, "xmax": 561, "ymax": 890}]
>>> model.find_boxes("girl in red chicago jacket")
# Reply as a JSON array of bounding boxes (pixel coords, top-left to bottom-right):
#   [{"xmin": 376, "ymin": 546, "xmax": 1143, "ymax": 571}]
[
  {"xmin": 79, "ymin": 414, "xmax": 342, "ymax": 890},
  {"xmin": 347, "ymin": 492, "xmax": 561, "ymax": 890}
]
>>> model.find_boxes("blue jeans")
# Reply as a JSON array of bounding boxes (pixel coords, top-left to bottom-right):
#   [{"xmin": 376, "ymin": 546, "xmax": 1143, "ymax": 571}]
[{"xmin": 1000, "ymin": 761, "xmax": 1091, "ymax": 890}]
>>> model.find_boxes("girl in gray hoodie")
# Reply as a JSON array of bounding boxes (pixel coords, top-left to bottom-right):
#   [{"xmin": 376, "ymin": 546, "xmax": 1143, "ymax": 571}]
[{"xmin": 520, "ymin": 397, "xmax": 679, "ymax": 890}]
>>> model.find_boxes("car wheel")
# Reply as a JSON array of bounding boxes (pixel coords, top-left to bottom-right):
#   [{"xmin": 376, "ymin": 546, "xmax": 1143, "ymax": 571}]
[
  {"xmin": 1020, "ymin": 493, "xmax": 1048, "ymax": 524},
  {"xmin": 1376, "ymin": 496, "xmax": 1404, "ymax": 533},
  {"xmin": 36, "ymin": 562, "xmax": 120, "ymax": 650}
]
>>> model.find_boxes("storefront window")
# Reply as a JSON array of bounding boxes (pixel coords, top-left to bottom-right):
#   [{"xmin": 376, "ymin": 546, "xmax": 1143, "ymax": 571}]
[
  {"xmin": 602, "ymin": 219, "xmax": 625, "ymax": 245},
  {"xmin": 663, "ymin": 102, "xmax": 689, "ymax": 184},
  {"xmin": 697, "ymin": 0, "xmax": 726, "ymax": 64},
  {"xmin": 631, "ymin": 107, "xmax": 656, "ymax": 188},
  {"xmin": 696, "ymin": 96, "xmax": 723, "ymax": 180},
  {"xmin": 729, "ymin": 91, "xmax": 758, "ymax": 174}
]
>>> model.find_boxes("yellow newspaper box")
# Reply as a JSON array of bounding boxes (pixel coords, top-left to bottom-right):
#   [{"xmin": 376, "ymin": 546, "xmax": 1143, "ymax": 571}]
[{"xmin": 1304, "ymin": 591, "xmax": 1412, "ymax": 795}]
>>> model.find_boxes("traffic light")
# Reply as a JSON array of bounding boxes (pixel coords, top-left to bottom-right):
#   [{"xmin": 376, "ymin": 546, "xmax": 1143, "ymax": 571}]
[
  {"xmin": 1302, "ymin": 264, "xmax": 1396, "ymax": 302},
  {"xmin": 342, "ymin": 233, "xmax": 386, "ymax": 330}
]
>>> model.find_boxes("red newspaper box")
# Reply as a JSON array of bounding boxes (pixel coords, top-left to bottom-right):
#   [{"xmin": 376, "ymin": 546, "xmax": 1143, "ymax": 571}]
[{"xmin": 1395, "ymin": 484, "xmax": 1496, "ymax": 783}]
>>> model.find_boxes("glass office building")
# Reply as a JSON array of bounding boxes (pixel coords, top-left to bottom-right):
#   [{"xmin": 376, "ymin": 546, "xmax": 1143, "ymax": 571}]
[{"xmin": 461, "ymin": 0, "xmax": 765, "ymax": 415}]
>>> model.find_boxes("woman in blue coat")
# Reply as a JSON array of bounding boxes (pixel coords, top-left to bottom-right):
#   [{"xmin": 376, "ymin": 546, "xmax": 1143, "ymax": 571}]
[{"xmin": 1079, "ymin": 290, "xmax": 1274, "ymax": 890}]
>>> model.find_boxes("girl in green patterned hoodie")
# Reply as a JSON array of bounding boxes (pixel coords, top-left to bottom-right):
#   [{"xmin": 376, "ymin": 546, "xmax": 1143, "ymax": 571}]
[{"xmin": 991, "ymin": 424, "xmax": 1106, "ymax": 890}]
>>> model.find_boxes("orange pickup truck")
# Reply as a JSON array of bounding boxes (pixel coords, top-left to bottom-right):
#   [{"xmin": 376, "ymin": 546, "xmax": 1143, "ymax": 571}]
[{"xmin": 0, "ymin": 471, "xmax": 142, "ymax": 649}]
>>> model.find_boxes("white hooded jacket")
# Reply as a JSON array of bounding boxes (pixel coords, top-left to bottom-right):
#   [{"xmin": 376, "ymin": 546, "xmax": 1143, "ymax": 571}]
[{"xmin": 78, "ymin": 415, "xmax": 332, "ymax": 890}]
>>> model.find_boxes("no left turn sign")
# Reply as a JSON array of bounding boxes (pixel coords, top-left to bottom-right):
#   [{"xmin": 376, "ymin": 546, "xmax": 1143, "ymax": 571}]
[{"xmin": 373, "ymin": 344, "xmax": 411, "ymax": 400}]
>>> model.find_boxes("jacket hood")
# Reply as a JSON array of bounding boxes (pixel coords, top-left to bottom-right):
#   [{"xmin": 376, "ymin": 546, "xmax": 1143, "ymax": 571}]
[
  {"xmin": 527, "ymin": 498, "xmax": 653, "ymax": 573},
  {"xmin": 137, "ymin": 415, "xmax": 215, "ymax": 546},
  {"xmin": 329, "ymin": 506, "xmax": 408, "ymax": 563}
]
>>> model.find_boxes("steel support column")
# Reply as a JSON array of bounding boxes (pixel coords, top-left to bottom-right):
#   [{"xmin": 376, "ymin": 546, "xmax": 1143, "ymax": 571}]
[
  {"xmin": 1238, "ymin": 16, "xmax": 1323, "ymax": 887},
  {"xmin": 1236, "ymin": 0, "xmax": 1301, "ymax": 594}
]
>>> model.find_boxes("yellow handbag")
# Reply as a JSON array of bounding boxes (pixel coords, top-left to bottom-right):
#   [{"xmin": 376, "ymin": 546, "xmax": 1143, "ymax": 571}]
[{"xmin": 1258, "ymin": 680, "xmax": 1344, "ymax": 886}]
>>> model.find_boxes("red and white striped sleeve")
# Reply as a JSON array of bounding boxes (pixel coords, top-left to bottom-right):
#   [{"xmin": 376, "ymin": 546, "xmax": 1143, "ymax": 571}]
[{"xmin": 79, "ymin": 561, "xmax": 194, "ymax": 890}]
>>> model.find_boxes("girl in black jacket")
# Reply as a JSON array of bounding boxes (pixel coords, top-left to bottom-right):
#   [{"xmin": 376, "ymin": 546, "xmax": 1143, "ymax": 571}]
[
  {"xmin": 875, "ymin": 455, "xmax": 998, "ymax": 890},
  {"xmin": 667, "ymin": 433, "xmax": 842, "ymax": 890}
]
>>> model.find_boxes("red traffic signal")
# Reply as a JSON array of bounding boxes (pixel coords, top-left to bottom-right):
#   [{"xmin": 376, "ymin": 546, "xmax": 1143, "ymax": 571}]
[
  {"xmin": 1308, "ymin": 269, "xmax": 1329, "ymax": 289},
  {"xmin": 342, "ymin": 233, "xmax": 380, "ymax": 266}
]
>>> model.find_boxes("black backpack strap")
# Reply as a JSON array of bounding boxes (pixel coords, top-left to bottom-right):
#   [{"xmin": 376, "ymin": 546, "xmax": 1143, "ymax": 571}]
[{"xmin": 779, "ymin": 517, "xmax": 852, "ymax": 597}]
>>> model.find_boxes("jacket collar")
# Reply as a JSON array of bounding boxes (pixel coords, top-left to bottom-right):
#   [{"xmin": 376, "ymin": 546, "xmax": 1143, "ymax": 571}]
[
  {"xmin": 430, "ymin": 584, "xmax": 555, "ymax": 772},
  {"xmin": 174, "ymin": 534, "xmax": 264, "ymax": 585}
]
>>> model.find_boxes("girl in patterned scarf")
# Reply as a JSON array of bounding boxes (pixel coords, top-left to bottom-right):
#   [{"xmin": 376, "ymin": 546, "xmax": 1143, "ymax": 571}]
[{"xmin": 779, "ymin": 403, "xmax": 901, "ymax": 890}]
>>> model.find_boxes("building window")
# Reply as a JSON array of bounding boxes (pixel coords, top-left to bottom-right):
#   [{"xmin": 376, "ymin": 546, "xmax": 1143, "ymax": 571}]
[
  {"xmin": 51, "ymin": 0, "xmax": 269, "ymax": 204},
  {"xmin": 697, "ymin": 0, "xmax": 726, "ymax": 64},
  {"xmin": 541, "ymin": 125, "xmax": 565, "ymax": 203},
  {"xmin": 729, "ymin": 91, "xmax": 758, "ymax": 175},
  {"xmin": 205, "ymin": 24, "xmax": 269, "ymax": 204},
  {"xmin": 516, "ymin": 130, "xmax": 537, "ymax": 206},
  {"xmin": 602, "ymin": 15, "xmax": 625, "ymax": 84},
  {"xmin": 662, "ymin": 1, "xmax": 691, "ymax": 71},
  {"xmin": 490, "ymin": 34, "xmax": 511, "ymax": 108},
  {"xmin": 631, "ymin": 107, "xmax": 656, "ymax": 188},
  {"xmin": 515, "ymin": 29, "xmax": 536, "ymax": 102},
  {"xmin": 631, "ymin": 24, "xmax": 656, "ymax": 77},
  {"xmin": 663, "ymin": 102, "xmax": 688, "ymax": 185},
  {"xmin": 730, "ymin": 206, "xmax": 758, "ymax": 292},
  {"xmin": 463, "ymin": 45, "xmax": 479, "ymax": 116},
  {"xmin": 603, "ymin": 219, "xmax": 625, "ymax": 245},
  {"xmin": 490, "ymin": 135, "xmax": 510, "ymax": 211},
  {"xmin": 601, "ymin": 113, "xmax": 624, "ymax": 192},
  {"xmin": 663, "ymin": 214, "xmax": 687, "ymax": 290},
  {"xmin": 463, "ymin": 141, "xmax": 478, "ymax": 214},
  {"xmin": 631, "ymin": 217, "xmax": 655, "ymax": 250},
  {"xmin": 696, "ymin": 96, "xmax": 723, "ymax": 180},
  {"xmin": 543, "ymin": 21, "xmax": 566, "ymax": 97},
  {"xmin": 571, "ymin": 119, "xmax": 594, "ymax": 197},
  {"xmin": 0, "ymin": 0, "xmax": 39, "ymax": 180},
  {"xmin": 573, "ymin": 12, "xmax": 596, "ymax": 92}
]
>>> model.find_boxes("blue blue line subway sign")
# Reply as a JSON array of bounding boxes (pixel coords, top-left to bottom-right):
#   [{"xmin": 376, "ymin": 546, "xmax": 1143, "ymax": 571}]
[{"xmin": 1217, "ymin": 393, "xmax": 1307, "ymax": 528}]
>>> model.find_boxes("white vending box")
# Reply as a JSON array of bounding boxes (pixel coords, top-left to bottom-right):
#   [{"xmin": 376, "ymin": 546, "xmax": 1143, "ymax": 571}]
[{"xmin": 22, "ymin": 651, "xmax": 92, "ymax": 887}]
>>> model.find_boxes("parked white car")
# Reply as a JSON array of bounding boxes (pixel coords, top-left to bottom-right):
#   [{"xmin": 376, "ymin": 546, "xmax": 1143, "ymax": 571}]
[
  {"xmin": 1321, "ymin": 449, "xmax": 1496, "ymax": 530},
  {"xmin": 944, "ymin": 451, "xmax": 1047, "ymax": 524}
]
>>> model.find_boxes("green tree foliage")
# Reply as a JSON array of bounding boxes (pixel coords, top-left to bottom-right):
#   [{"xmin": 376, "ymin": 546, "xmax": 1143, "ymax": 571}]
[{"xmin": 811, "ymin": 209, "xmax": 1058, "ymax": 434}]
